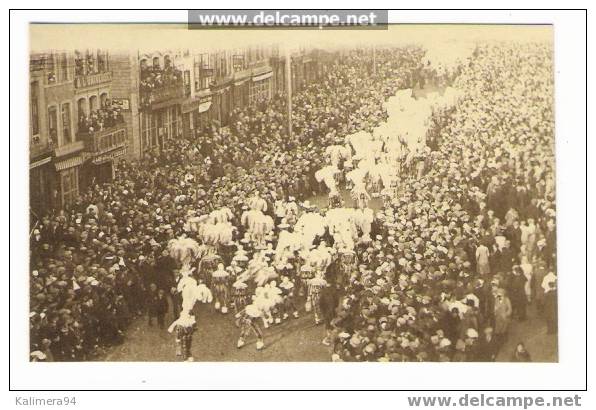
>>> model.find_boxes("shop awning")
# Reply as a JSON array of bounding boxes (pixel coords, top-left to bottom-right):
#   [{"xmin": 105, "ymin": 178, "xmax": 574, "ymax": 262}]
[
  {"xmin": 29, "ymin": 157, "xmax": 52, "ymax": 170},
  {"xmin": 234, "ymin": 78, "xmax": 250, "ymax": 86},
  {"xmin": 151, "ymin": 96, "xmax": 186, "ymax": 111},
  {"xmin": 198, "ymin": 101, "xmax": 212, "ymax": 113},
  {"xmin": 55, "ymin": 156, "xmax": 84, "ymax": 171},
  {"xmin": 252, "ymin": 65, "xmax": 273, "ymax": 76},
  {"xmin": 252, "ymin": 71, "xmax": 273, "ymax": 82},
  {"xmin": 182, "ymin": 98, "xmax": 201, "ymax": 114},
  {"xmin": 233, "ymin": 69, "xmax": 252, "ymax": 83},
  {"xmin": 182, "ymin": 94, "xmax": 213, "ymax": 114}
]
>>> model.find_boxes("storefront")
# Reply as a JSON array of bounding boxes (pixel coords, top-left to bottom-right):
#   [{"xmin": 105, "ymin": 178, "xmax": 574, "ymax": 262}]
[
  {"xmin": 29, "ymin": 156, "xmax": 55, "ymax": 217},
  {"xmin": 182, "ymin": 93, "xmax": 213, "ymax": 138},
  {"xmin": 250, "ymin": 70, "xmax": 273, "ymax": 106},
  {"xmin": 233, "ymin": 78, "xmax": 250, "ymax": 109},
  {"xmin": 140, "ymin": 104, "xmax": 182, "ymax": 153},
  {"xmin": 86, "ymin": 146, "xmax": 128, "ymax": 185},
  {"xmin": 211, "ymin": 83, "xmax": 232, "ymax": 127},
  {"xmin": 54, "ymin": 155, "xmax": 84, "ymax": 210}
]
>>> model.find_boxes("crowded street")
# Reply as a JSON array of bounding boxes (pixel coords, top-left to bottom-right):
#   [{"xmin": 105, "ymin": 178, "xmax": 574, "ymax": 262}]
[
  {"xmin": 99, "ymin": 273, "xmax": 556, "ymax": 362},
  {"xmin": 29, "ymin": 40, "xmax": 558, "ymax": 363}
]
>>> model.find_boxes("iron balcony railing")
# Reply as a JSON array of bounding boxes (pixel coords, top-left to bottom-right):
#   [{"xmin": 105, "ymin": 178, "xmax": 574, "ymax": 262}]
[
  {"xmin": 140, "ymin": 81, "xmax": 185, "ymax": 108},
  {"xmin": 78, "ymin": 123, "xmax": 127, "ymax": 155},
  {"xmin": 74, "ymin": 71, "xmax": 112, "ymax": 89}
]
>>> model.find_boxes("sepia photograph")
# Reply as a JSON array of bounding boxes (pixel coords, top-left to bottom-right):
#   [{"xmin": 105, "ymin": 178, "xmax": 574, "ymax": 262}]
[{"xmin": 25, "ymin": 21, "xmax": 561, "ymax": 365}]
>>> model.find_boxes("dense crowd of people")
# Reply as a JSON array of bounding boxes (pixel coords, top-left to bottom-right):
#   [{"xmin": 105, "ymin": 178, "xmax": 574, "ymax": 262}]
[
  {"xmin": 325, "ymin": 43, "xmax": 556, "ymax": 362},
  {"xmin": 29, "ymin": 43, "xmax": 556, "ymax": 363},
  {"xmin": 77, "ymin": 101, "xmax": 125, "ymax": 134},
  {"xmin": 139, "ymin": 63, "xmax": 184, "ymax": 108}
]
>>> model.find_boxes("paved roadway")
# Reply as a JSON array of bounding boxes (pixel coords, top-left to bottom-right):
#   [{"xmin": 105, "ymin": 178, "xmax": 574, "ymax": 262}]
[
  {"xmin": 101, "ymin": 297, "xmax": 330, "ymax": 362},
  {"xmin": 100, "ymin": 186, "xmax": 556, "ymax": 362},
  {"xmin": 99, "ymin": 295, "xmax": 556, "ymax": 362}
]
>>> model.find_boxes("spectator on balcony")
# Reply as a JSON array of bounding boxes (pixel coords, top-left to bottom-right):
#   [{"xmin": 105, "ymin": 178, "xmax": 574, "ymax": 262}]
[
  {"xmin": 140, "ymin": 65, "xmax": 183, "ymax": 107},
  {"xmin": 78, "ymin": 101, "xmax": 123, "ymax": 134}
]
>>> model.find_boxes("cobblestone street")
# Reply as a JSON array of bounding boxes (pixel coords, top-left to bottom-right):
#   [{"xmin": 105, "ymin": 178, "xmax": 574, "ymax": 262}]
[
  {"xmin": 102, "ymin": 299, "xmax": 330, "ymax": 362},
  {"xmin": 99, "ymin": 296, "xmax": 556, "ymax": 362},
  {"xmin": 100, "ymin": 185, "xmax": 557, "ymax": 363}
]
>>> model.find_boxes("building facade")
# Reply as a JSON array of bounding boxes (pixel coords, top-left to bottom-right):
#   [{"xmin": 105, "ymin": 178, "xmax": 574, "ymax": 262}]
[
  {"xmin": 194, "ymin": 45, "xmax": 278, "ymax": 129},
  {"xmin": 138, "ymin": 50, "xmax": 195, "ymax": 154},
  {"xmin": 29, "ymin": 45, "xmax": 323, "ymax": 216},
  {"xmin": 29, "ymin": 49, "xmax": 132, "ymax": 217},
  {"xmin": 136, "ymin": 45, "xmax": 321, "ymax": 148}
]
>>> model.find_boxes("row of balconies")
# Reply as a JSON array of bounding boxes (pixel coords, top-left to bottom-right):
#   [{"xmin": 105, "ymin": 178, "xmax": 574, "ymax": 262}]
[
  {"xmin": 30, "ymin": 123, "xmax": 127, "ymax": 162},
  {"xmin": 140, "ymin": 81, "xmax": 186, "ymax": 109},
  {"xmin": 31, "ymin": 66, "xmax": 113, "ymax": 88},
  {"xmin": 74, "ymin": 71, "xmax": 112, "ymax": 89}
]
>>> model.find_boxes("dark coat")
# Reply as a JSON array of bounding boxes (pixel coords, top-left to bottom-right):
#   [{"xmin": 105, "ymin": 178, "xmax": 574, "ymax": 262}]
[
  {"xmin": 319, "ymin": 286, "xmax": 340, "ymax": 322},
  {"xmin": 477, "ymin": 335, "xmax": 499, "ymax": 361}
]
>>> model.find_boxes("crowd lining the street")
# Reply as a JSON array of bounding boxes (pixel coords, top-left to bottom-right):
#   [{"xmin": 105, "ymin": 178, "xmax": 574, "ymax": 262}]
[{"xmin": 29, "ymin": 43, "xmax": 556, "ymax": 363}]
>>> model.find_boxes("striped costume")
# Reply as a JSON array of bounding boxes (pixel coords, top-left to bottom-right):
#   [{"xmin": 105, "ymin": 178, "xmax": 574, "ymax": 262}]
[
  {"xmin": 237, "ymin": 313, "xmax": 264, "ymax": 348},
  {"xmin": 173, "ymin": 324, "xmax": 196, "ymax": 361},
  {"xmin": 232, "ymin": 284, "xmax": 250, "ymax": 315},
  {"xmin": 298, "ymin": 265, "xmax": 315, "ymax": 297},
  {"xmin": 338, "ymin": 251, "xmax": 357, "ymax": 289},
  {"xmin": 307, "ymin": 277, "xmax": 328, "ymax": 324},
  {"xmin": 198, "ymin": 254, "xmax": 222, "ymax": 287}
]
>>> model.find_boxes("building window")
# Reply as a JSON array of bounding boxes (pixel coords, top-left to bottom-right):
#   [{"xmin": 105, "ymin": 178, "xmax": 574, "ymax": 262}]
[
  {"xmin": 61, "ymin": 167, "xmax": 79, "ymax": 209},
  {"xmin": 30, "ymin": 81, "xmax": 39, "ymax": 137},
  {"xmin": 196, "ymin": 54, "xmax": 212, "ymax": 90},
  {"xmin": 89, "ymin": 95, "xmax": 98, "ymax": 112},
  {"xmin": 98, "ymin": 50, "xmax": 108, "ymax": 72},
  {"xmin": 60, "ymin": 53, "xmax": 68, "ymax": 82},
  {"xmin": 151, "ymin": 113, "xmax": 158, "ymax": 147},
  {"xmin": 249, "ymin": 79, "xmax": 271, "ymax": 106},
  {"xmin": 233, "ymin": 55, "xmax": 244, "ymax": 72},
  {"xmin": 77, "ymin": 98, "xmax": 87, "ymax": 129},
  {"xmin": 200, "ymin": 53, "xmax": 209, "ymax": 67},
  {"xmin": 48, "ymin": 106, "xmax": 58, "ymax": 146},
  {"xmin": 184, "ymin": 70, "xmax": 191, "ymax": 96},
  {"xmin": 86, "ymin": 51, "xmax": 97, "ymax": 74},
  {"xmin": 46, "ymin": 54, "xmax": 56, "ymax": 84},
  {"xmin": 61, "ymin": 103, "xmax": 72, "ymax": 144},
  {"xmin": 100, "ymin": 92, "xmax": 108, "ymax": 108},
  {"xmin": 220, "ymin": 57, "xmax": 227, "ymax": 78},
  {"xmin": 75, "ymin": 50, "xmax": 85, "ymax": 76},
  {"xmin": 170, "ymin": 105, "xmax": 181, "ymax": 138},
  {"xmin": 30, "ymin": 166, "xmax": 49, "ymax": 215},
  {"xmin": 140, "ymin": 113, "xmax": 151, "ymax": 152}
]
